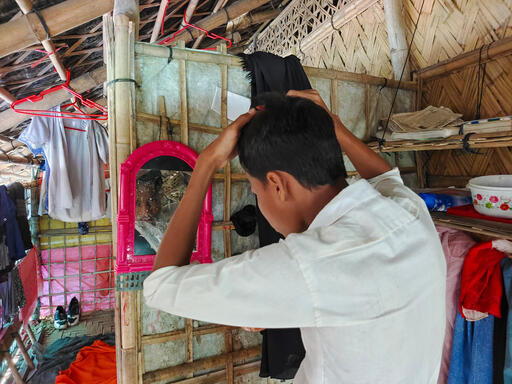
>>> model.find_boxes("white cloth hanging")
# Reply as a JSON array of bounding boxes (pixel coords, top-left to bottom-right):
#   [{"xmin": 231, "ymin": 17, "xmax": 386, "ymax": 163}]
[{"xmin": 19, "ymin": 107, "xmax": 109, "ymax": 222}]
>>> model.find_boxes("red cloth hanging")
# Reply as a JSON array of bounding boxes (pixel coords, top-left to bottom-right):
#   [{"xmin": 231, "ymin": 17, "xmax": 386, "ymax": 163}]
[
  {"xmin": 55, "ymin": 340, "xmax": 116, "ymax": 384},
  {"xmin": 459, "ymin": 241, "xmax": 506, "ymax": 319}
]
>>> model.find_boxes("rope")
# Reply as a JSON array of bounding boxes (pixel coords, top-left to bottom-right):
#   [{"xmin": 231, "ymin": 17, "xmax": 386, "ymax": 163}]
[
  {"xmin": 378, "ymin": 0, "xmax": 426, "ymax": 150},
  {"xmin": 475, "ymin": 44, "xmax": 488, "ymax": 120}
]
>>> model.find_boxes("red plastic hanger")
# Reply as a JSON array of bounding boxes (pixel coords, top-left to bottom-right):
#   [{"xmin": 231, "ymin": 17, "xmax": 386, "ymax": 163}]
[
  {"xmin": 10, "ymin": 70, "xmax": 108, "ymax": 120},
  {"xmin": 158, "ymin": 15, "xmax": 232, "ymax": 50}
]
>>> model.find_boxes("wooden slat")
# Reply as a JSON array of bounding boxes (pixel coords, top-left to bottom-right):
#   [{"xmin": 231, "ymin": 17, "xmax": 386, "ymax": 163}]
[{"xmin": 432, "ymin": 212, "xmax": 512, "ymax": 241}]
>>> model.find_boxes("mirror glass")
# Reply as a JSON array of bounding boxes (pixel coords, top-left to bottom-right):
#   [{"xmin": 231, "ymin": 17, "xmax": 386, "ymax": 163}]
[{"xmin": 134, "ymin": 156, "xmax": 193, "ymax": 256}]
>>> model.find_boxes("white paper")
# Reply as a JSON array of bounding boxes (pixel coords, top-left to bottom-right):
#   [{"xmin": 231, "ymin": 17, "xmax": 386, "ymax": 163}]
[{"xmin": 211, "ymin": 87, "xmax": 251, "ymax": 122}]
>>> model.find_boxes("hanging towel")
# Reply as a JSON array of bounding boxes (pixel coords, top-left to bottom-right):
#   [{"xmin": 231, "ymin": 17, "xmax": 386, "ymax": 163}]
[
  {"xmin": 55, "ymin": 340, "xmax": 116, "ymax": 384},
  {"xmin": 238, "ymin": 51, "xmax": 310, "ymax": 380},
  {"xmin": 459, "ymin": 242, "xmax": 506, "ymax": 319}
]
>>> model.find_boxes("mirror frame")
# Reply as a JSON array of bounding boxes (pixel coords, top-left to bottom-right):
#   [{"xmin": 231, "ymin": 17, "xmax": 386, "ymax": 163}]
[{"xmin": 116, "ymin": 140, "xmax": 213, "ymax": 274}]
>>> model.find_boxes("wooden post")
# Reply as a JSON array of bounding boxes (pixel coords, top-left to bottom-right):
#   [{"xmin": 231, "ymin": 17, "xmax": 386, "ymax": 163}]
[
  {"xmin": 158, "ymin": 96, "xmax": 169, "ymax": 140},
  {"xmin": 111, "ymin": 1, "xmax": 138, "ymax": 383},
  {"xmin": 383, "ymin": 0, "xmax": 411, "ymax": 80},
  {"xmin": 178, "ymin": 40, "xmax": 189, "ymax": 145},
  {"xmin": 218, "ymin": 42, "xmax": 235, "ymax": 384}
]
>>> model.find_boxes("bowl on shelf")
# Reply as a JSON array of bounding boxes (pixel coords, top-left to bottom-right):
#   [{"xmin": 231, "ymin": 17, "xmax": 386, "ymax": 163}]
[{"xmin": 468, "ymin": 175, "xmax": 512, "ymax": 219}]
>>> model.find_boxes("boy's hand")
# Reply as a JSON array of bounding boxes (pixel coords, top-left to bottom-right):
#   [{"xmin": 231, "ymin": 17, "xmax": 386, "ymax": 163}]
[
  {"xmin": 199, "ymin": 109, "xmax": 256, "ymax": 170},
  {"xmin": 242, "ymin": 327, "xmax": 265, "ymax": 332},
  {"xmin": 287, "ymin": 89, "xmax": 330, "ymax": 113}
]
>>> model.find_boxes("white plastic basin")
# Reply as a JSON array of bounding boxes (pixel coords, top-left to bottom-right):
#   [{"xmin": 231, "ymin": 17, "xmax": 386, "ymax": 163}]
[{"xmin": 467, "ymin": 175, "xmax": 512, "ymax": 219}]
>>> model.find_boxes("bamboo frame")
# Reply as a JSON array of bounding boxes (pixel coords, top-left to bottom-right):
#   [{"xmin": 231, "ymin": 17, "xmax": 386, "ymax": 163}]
[
  {"xmin": 368, "ymin": 131, "xmax": 512, "ymax": 152},
  {"xmin": 431, "ymin": 212, "xmax": 512, "ymax": 241},
  {"xmin": 134, "ymin": 42, "xmax": 417, "ymax": 90}
]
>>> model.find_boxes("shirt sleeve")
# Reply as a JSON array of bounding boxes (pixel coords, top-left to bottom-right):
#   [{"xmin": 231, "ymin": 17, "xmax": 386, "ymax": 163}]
[
  {"xmin": 143, "ymin": 242, "xmax": 317, "ymax": 329},
  {"xmin": 368, "ymin": 167, "xmax": 427, "ymax": 215},
  {"xmin": 93, "ymin": 122, "xmax": 109, "ymax": 164},
  {"xmin": 17, "ymin": 115, "xmax": 51, "ymax": 152}
]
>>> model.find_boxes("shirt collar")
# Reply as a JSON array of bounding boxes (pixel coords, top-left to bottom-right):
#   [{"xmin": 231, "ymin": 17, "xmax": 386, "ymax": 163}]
[{"xmin": 308, "ymin": 179, "xmax": 380, "ymax": 230}]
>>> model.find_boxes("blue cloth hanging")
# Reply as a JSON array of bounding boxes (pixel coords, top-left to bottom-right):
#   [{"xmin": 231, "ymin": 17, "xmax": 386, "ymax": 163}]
[{"xmin": 448, "ymin": 312, "xmax": 494, "ymax": 384}]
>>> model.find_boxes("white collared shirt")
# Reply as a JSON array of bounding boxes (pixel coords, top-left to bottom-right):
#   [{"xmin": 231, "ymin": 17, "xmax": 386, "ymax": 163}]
[{"xmin": 143, "ymin": 168, "xmax": 446, "ymax": 384}]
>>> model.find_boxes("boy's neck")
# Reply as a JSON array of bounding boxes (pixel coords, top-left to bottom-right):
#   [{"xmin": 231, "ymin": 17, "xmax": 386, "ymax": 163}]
[{"xmin": 299, "ymin": 177, "xmax": 347, "ymax": 231}]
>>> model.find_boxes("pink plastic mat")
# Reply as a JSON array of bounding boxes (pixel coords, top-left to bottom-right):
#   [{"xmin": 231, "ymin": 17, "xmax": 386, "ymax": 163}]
[{"xmin": 39, "ymin": 244, "xmax": 114, "ymax": 317}]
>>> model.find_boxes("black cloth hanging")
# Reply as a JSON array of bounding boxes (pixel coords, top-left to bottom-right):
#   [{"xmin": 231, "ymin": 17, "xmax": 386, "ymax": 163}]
[
  {"xmin": 239, "ymin": 51, "xmax": 310, "ymax": 380},
  {"xmin": 7, "ymin": 182, "xmax": 33, "ymax": 251}
]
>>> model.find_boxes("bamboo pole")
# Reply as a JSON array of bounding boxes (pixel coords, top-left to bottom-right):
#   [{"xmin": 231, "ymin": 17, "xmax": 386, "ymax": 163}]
[
  {"xmin": 150, "ymin": 0, "xmax": 170, "ymax": 43},
  {"xmin": 13, "ymin": 332, "xmax": 35, "ymax": 371},
  {"xmin": 0, "ymin": 0, "xmax": 114, "ymax": 59},
  {"xmin": 164, "ymin": 0, "xmax": 271, "ymax": 44},
  {"xmin": 112, "ymin": 1, "xmax": 138, "ymax": 382},
  {"xmin": 0, "ymin": 87, "xmax": 16, "ymax": 104},
  {"xmin": 300, "ymin": 0, "xmax": 380, "ymax": 53},
  {"xmin": 226, "ymin": 8, "xmax": 281, "ymax": 33},
  {"xmin": 178, "ymin": 41, "xmax": 189, "ymax": 145},
  {"xmin": 192, "ymin": 0, "xmax": 228, "ymax": 49},
  {"xmin": 383, "ymin": 0, "xmax": 411, "ymax": 80},
  {"xmin": 134, "ymin": 42, "xmax": 417, "ymax": 90},
  {"xmin": 14, "ymin": 0, "xmax": 67, "ymax": 81},
  {"xmin": 218, "ymin": 42, "xmax": 235, "ymax": 384},
  {"xmin": 417, "ymin": 35, "xmax": 512, "ymax": 80},
  {"xmin": 143, "ymin": 346, "xmax": 260, "ymax": 382},
  {"xmin": 158, "ymin": 96, "xmax": 169, "ymax": 140}
]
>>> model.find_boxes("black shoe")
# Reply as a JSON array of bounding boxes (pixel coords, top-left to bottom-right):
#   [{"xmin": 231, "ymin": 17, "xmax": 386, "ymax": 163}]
[
  {"xmin": 54, "ymin": 306, "xmax": 67, "ymax": 330},
  {"xmin": 67, "ymin": 297, "xmax": 80, "ymax": 326}
]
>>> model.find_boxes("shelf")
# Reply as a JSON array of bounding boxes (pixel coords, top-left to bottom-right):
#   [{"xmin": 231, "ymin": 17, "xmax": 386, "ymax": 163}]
[
  {"xmin": 368, "ymin": 130, "xmax": 512, "ymax": 152},
  {"xmin": 431, "ymin": 212, "xmax": 512, "ymax": 240}
]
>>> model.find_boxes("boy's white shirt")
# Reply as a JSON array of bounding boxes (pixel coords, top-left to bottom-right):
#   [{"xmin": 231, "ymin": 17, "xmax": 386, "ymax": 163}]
[{"xmin": 144, "ymin": 168, "xmax": 446, "ymax": 384}]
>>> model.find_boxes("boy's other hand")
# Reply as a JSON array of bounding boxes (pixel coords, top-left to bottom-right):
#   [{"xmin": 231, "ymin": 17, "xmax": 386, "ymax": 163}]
[
  {"xmin": 242, "ymin": 327, "xmax": 265, "ymax": 332},
  {"xmin": 199, "ymin": 109, "xmax": 256, "ymax": 170},
  {"xmin": 287, "ymin": 89, "xmax": 330, "ymax": 112}
]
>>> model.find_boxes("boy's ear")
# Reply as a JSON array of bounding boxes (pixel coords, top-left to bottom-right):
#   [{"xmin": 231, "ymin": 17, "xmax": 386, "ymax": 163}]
[{"xmin": 266, "ymin": 171, "xmax": 289, "ymax": 202}]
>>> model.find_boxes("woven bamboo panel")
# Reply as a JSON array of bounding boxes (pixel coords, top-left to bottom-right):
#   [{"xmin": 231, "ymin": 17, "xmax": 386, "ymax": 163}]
[
  {"xmin": 254, "ymin": 0, "xmax": 512, "ymax": 78},
  {"xmin": 421, "ymin": 54, "xmax": 512, "ymax": 188},
  {"xmin": 247, "ymin": 0, "xmax": 355, "ymax": 57},
  {"xmin": 301, "ymin": 2, "xmax": 393, "ymax": 78},
  {"xmin": 421, "ymin": 55, "xmax": 512, "ymax": 120}
]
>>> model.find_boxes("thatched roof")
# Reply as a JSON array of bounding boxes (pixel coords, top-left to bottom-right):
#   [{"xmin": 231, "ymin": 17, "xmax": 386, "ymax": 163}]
[{"xmin": 0, "ymin": 0, "xmax": 286, "ymax": 184}]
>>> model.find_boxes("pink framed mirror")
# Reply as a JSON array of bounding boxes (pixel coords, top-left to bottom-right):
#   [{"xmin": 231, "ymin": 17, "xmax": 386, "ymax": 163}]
[{"xmin": 116, "ymin": 140, "xmax": 213, "ymax": 274}]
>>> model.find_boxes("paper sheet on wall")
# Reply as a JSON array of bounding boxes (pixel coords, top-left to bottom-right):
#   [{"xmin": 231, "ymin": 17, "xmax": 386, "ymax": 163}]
[{"xmin": 211, "ymin": 87, "xmax": 251, "ymax": 122}]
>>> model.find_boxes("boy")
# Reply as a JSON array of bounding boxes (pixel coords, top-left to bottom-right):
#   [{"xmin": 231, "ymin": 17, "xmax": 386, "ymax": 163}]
[{"xmin": 144, "ymin": 90, "xmax": 446, "ymax": 383}]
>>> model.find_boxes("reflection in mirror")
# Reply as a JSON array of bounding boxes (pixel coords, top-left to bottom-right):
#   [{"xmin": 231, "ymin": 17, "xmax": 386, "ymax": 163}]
[{"xmin": 134, "ymin": 156, "xmax": 193, "ymax": 256}]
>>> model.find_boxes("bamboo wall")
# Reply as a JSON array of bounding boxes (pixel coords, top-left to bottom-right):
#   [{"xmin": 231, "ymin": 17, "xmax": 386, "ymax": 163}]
[
  {"xmin": 419, "ymin": 53, "xmax": 512, "ymax": 188},
  {"xmin": 254, "ymin": 0, "xmax": 512, "ymax": 79},
  {"xmin": 122, "ymin": 44, "xmax": 416, "ymax": 383}
]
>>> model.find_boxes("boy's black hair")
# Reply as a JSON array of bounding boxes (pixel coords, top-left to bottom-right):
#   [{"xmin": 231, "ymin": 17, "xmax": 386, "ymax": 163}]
[{"xmin": 238, "ymin": 92, "xmax": 347, "ymax": 188}]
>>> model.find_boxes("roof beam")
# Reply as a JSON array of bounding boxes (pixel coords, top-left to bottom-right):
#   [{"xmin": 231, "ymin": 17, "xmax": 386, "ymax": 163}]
[
  {"xmin": 0, "ymin": 0, "xmax": 114, "ymax": 59},
  {"xmin": 0, "ymin": 66, "xmax": 106, "ymax": 133},
  {"xmin": 14, "ymin": 0, "xmax": 67, "ymax": 80},
  {"xmin": 162, "ymin": 0, "xmax": 271, "ymax": 44}
]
